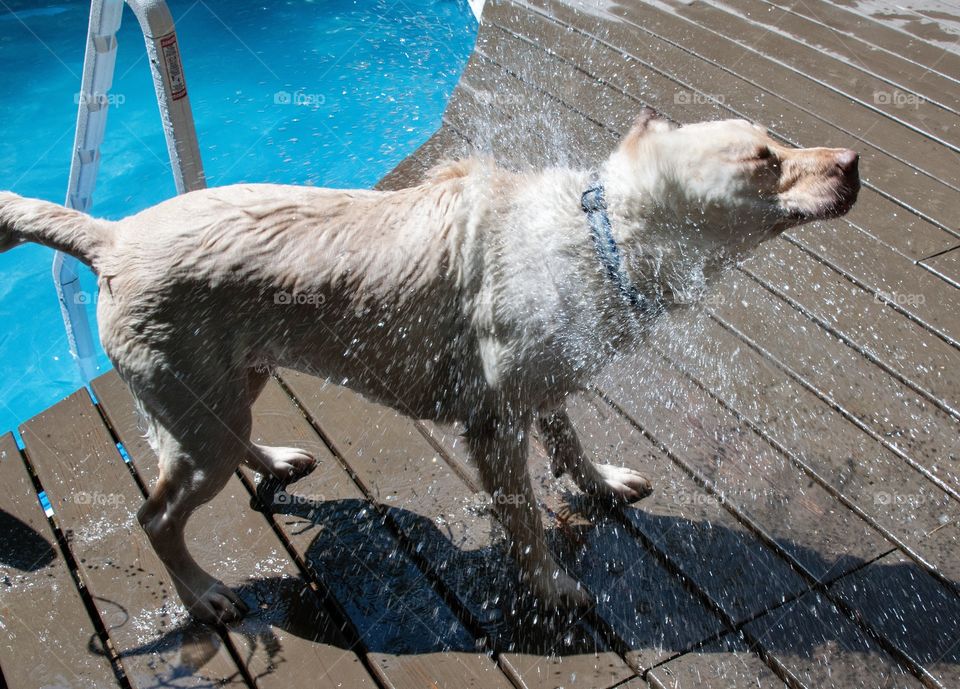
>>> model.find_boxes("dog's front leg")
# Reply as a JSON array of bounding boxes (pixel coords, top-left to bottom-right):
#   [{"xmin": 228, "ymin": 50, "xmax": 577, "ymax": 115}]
[
  {"xmin": 467, "ymin": 412, "xmax": 591, "ymax": 610},
  {"xmin": 538, "ymin": 407, "xmax": 652, "ymax": 503}
]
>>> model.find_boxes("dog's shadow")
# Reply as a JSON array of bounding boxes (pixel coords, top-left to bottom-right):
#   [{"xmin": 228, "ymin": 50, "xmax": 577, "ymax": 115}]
[
  {"xmin": 183, "ymin": 480, "xmax": 960, "ymax": 678},
  {"xmin": 11, "ymin": 480, "xmax": 957, "ymax": 683}
]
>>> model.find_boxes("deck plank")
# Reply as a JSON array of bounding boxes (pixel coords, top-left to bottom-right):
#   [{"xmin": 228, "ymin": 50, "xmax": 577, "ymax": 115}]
[
  {"xmin": 828, "ymin": 551, "xmax": 960, "ymax": 686},
  {"xmin": 0, "ymin": 432, "xmax": 122, "ymax": 689},
  {"xmin": 646, "ymin": 631, "xmax": 790, "ymax": 688},
  {"xmin": 89, "ymin": 371, "xmax": 377, "ymax": 689},
  {"xmin": 923, "ymin": 247, "xmax": 960, "ymax": 288},
  {"xmin": 760, "ymin": 0, "xmax": 960, "ymax": 79},
  {"xmin": 820, "ymin": 0, "xmax": 960, "ymax": 54},
  {"xmin": 19, "ymin": 391, "xmax": 250, "ymax": 688},
  {"xmin": 279, "ymin": 371, "xmax": 640, "ymax": 685},
  {"xmin": 647, "ymin": 315, "xmax": 960, "ymax": 583},
  {"xmin": 653, "ymin": 0, "xmax": 960, "ymax": 154},
  {"xmin": 708, "ymin": 0, "xmax": 960, "ymax": 109},
  {"xmin": 597, "ymin": 353, "xmax": 891, "ymax": 579},
  {"xmin": 708, "ymin": 270, "xmax": 960, "ymax": 494},
  {"xmin": 558, "ymin": 396, "xmax": 812, "ymax": 625},
  {"xmin": 742, "ymin": 242, "xmax": 960, "ymax": 420},
  {"xmin": 742, "ymin": 590, "xmax": 926, "ymax": 688}
]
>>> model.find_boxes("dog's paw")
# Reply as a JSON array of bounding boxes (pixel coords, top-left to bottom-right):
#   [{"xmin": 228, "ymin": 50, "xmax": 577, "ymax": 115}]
[
  {"xmin": 529, "ymin": 568, "xmax": 593, "ymax": 612},
  {"xmin": 250, "ymin": 444, "xmax": 317, "ymax": 482},
  {"xmin": 183, "ymin": 578, "xmax": 250, "ymax": 625},
  {"xmin": 590, "ymin": 464, "xmax": 652, "ymax": 503}
]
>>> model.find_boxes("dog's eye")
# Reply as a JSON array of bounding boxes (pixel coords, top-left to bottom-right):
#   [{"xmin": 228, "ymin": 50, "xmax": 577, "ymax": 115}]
[{"xmin": 756, "ymin": 147, "xmax": 772, "ymax": 160}]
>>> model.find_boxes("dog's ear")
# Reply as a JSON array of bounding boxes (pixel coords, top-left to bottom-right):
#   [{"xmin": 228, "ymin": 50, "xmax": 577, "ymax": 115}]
[{"xmin": 619, "ymin": 107, "xmax": 676, "ymax": 150}]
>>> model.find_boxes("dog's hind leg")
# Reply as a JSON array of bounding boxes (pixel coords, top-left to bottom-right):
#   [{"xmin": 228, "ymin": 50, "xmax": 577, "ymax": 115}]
[
  {"xmin": 241, "ymin": 368, "xmax": 317, "ymax": 482},
  {"xmin": 539, "ymin": 407, "xmax": 652, "ymax": 503},
  {"xmin": 132, "ymin": 372, "xmax": 256, "ymax": 624},
  {"xmin": 467, "ymin": 412, "xmax": 591, "ymax": 611}
]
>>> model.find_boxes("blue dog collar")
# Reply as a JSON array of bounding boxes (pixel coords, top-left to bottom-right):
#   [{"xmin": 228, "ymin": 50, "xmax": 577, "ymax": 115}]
[{"xmin": 581, "ymin": 178, "xmax": 662, "ymax": 322}]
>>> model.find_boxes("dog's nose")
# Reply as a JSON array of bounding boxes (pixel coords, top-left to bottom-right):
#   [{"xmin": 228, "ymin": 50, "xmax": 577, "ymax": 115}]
[{"xmin": 835, "ymin": 148, "xmax": 859, "ymax": 176}]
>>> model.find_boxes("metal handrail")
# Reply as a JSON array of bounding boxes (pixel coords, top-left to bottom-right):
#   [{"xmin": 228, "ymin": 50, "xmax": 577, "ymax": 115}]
[{"xmin": 56, "ymin": 0, "xmax": 204, "ymax": 382}]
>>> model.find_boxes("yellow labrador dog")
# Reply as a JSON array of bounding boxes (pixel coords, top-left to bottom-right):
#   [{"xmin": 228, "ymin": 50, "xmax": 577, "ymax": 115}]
[{"xmin": 0, "ymin": 111, "xmax": 858, "ymax": 623}]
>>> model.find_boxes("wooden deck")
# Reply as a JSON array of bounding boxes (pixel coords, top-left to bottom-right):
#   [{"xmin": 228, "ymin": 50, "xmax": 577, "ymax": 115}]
[{"xmin": 2, "ymin": 0, "xmax": 959, "ymax": 687}]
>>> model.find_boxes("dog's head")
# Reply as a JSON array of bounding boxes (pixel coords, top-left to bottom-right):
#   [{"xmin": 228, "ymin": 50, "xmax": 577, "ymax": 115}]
[{"xmin": 607, "ymin": 108, "xmax": 859, "ymax": 251}]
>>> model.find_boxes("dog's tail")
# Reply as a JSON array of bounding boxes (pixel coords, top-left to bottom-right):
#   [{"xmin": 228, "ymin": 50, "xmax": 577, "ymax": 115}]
[{"xmin": 0, "ymin": 191, "xmax": 114, "ymax": 268}]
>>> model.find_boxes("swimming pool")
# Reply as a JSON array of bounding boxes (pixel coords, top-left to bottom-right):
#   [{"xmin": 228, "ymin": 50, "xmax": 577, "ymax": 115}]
[{"xmin": 0, "ymin": 0, "xmax": 477, "ymax": 436}]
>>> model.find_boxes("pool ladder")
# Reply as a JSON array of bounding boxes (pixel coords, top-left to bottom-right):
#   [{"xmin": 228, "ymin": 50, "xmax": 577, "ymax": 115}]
[{"xmin": 57, "ymin": 0, "xmax": 204, "ymax": 382}]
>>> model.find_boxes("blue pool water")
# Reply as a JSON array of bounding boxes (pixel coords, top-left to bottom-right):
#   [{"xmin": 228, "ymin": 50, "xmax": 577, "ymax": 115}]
[{"xmin": 0, "ymin": 0, "xmax": 477, "ymax": 436}]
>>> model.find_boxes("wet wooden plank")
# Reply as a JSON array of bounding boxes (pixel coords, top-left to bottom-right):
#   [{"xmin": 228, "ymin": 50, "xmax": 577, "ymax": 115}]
[
  {"xmin": 644, "ymin": 315, "xmax": 960, "ymax": 585},
  {"xmin": 822, "ymin": 0, "xmax": 960, "ymax": 53},
  {"xmin": 89, "ymin": 371, "xmax": 376, "ymax": 689},
  {"xmin": 761, "ymin": 0, "xmax": 960, "ymax": 80},
  {"xmin": 598, "ymin": 346, "xmax": 893, "ymax": 583},
  {"xmin": 742, "ymin": 590, "xmax": 926, "ymax": 688},
  {"xmin": 368, "ymin": 653, "xmax": 517, "ymax": 689},
  {"xmin": 558, "ymin": 395, "xmax": 811, "ymax": 626},
  {"xmin": 577, "ymin": 382, "xmax": 936, "ymax": 686},
  {"xmin": 829, "ymin": 551, "xmax": 960, "ymax": 687},
  {"xmin": 445, "ymin": 56, "xmax": 618, "ymax": 171},
  {"xmin": 659, "ymin": 0, "xmax": 960, "ymax": 153},
  {"xmin": 279, "ymin": 371, "xmax": 641, "ymax": 685},
  {"xmin": 742, "ymin": 241, "xmax": 960, "ymax": 419},
  {"xmin": 708, "ymin": 0, "xmax": 960, "ymax": 113},
  {"xmin": 646, "ymin": 631, "xmax": 791, "ymax": 688},
  {"xmin": 922, "ymin": 247, "xmax": 960, "ymax": 288},
  {"xmin": 496, "ymin": 652, "xmax": 638, "ymax": 689},
  {"xmin": 19, "ymin": 390, "xmax": 250, "ymax": 688},
  {"xmin": 708, "ymin": 270, "xmax": 960, "ymax": 494},
  {"xmin": 785, "ymin": 220, "xmax": 960, "ymax": 347},
  {"xmin": 507, "ymin": 0, "xmax": 960, "ymax": 245},
  {"xmin": 0, "ymin": 432, "xmax": 122, "ymax": 689}
]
